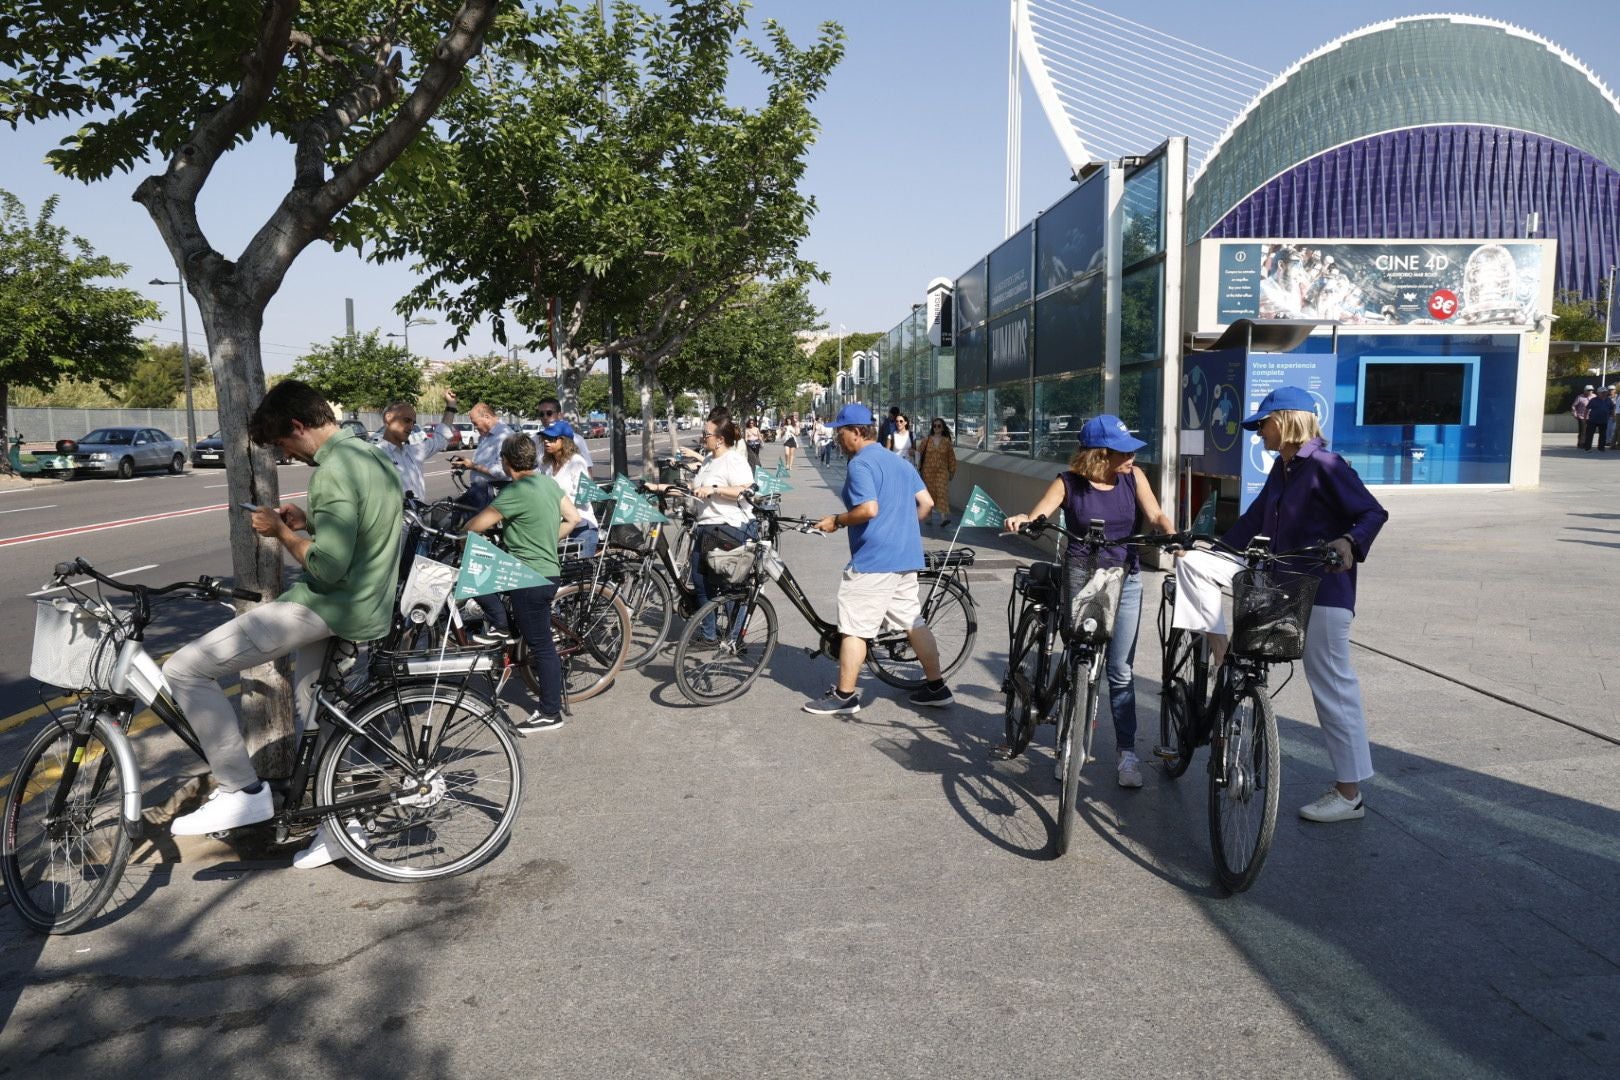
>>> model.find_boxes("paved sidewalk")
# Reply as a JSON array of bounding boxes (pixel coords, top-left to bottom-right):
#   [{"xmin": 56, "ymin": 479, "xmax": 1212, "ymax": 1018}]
[{"xmin": 0, "ymin": 441, "xmax": 1616, "ymax": 1078}]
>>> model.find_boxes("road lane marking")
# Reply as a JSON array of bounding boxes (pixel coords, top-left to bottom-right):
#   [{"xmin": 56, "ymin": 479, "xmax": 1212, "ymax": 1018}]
[
  {"xmin": 205, "ymin": 483, "xmax": 229, "ymax": 488},
  {"xmin": 0, "ymin": 505, "xmax": 56, "ymax": 515},
  {"xmin": 27, "ymin": 564, "xmax": 160, "ymax": 598},
  {"xmin": 0, "ymin": 491, "xmax": 307, "ymax": 548}
]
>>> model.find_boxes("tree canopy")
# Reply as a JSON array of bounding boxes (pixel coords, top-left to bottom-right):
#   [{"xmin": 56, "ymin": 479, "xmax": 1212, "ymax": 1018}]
[
  {"xmin": 122, "ymin": 340, "xmax": 212, "ymax": 408},
  {"xmin": 805, "ymin": 331, "xmax": 882, "ymax": 386},
  {"xmin": 361, "ymin": 0, "xmax": 843, "ymax": 454},
  {"xmin": 290, "ymin": 330, "xmax": 422, "ymax": 410},
  {"xmin": 0, "ymin": 190, "xmax": 157, "ymax": 465},
  {"xmin": 665, "ymin": 278, "xmax": 820, "ymax": 419},
  {"xmin": 441, "ymin": 355, "xmax": 550, "ymax": 418}
]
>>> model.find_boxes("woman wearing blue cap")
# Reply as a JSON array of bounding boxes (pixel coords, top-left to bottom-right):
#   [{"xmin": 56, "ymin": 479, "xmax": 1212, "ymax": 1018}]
[
  {"xmin": 1172, "ymin": 386, "xmax": 1388, "ymax": 823},
  {"xmin": 537, "ymin": 419, "xmax": 600, "ymax": 557},
  {"xmin": 1004, "ymin": 414, "xmax": 1174, "ymax": 788}
]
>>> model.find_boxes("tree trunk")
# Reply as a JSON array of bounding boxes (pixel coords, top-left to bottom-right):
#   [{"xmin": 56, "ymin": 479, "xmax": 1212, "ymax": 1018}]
[
  {"xmin": 666, "ymin": 394, "xmax": 679, "ymax": 457},
  {"xmin": 556, "ymin": 349, "xmax": 588, "ymax": 421},
  {"xmin": 196, "ymin": 295, "xmax": 298, "ymax": 778},
  {"xmin": 637, "ymin": 369, "xmax": 657, "ymax": 472}
]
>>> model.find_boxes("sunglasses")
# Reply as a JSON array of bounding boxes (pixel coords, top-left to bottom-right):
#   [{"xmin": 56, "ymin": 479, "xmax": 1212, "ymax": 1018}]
[{"xmin": 539, "ymin": 409, "xmax": 558, "ymax": 418}]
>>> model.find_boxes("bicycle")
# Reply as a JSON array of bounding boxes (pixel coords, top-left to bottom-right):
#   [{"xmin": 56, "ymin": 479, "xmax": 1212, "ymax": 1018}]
[
  {"xmin": 997, "ymin": 516, "xmax": 1140, "ymax": 857},
  {"xmin": 599, "ymin": 469, "xmax": 704, "ymax": 669},
  {"xmin": 1145, "ymin": 532, "xmax": 1340, "ymax": 892},
  {"xmin": 397, "ymin": 501, "xmax": 631, "ymax": 705},
  {"xmin": 671, "ymin": 491, "xmax": 978, "ymax": 705},
  {"xmin": 4, "ymin": 559, "xmax": 524, "ymax": 933}
]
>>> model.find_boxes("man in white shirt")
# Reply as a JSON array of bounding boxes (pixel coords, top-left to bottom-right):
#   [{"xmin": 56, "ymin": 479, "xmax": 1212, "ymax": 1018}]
[
  {"xmin": 536, "ymin": 395, "xmax": 593, "ymax": 469},
  {"xmin": 378, "ymin": 390, "xmax": 458, "ymax": 499},
  {"xmin": 450, "ymin": 402, "xmax": 514, "ymax": 510}
]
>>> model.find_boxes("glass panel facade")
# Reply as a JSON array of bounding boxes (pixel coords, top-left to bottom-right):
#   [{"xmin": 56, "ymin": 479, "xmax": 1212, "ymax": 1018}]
[
  {"xmin": 1034, "ymin": 373, "xmax": 1103, "ymax": 463},
  {"xmin": 988, "ymin": 308, "xmax": 1032, "ymax": 386},
  {"xmin": 1122, "ymin": 159, "xmax": 1164, "ymax": 266},
  {"xmin": 1117, "ymin": 366, "xmax": 1163, "ymax": 465},
  {"xmin": 989, "ymin": 383, "xmax": 1032, "ymax": 456},
  {"xmin": 1037, "ymin": 175, "xmax": 1107, "ymax": 296},
  {"xmin": 1120, "ymin": 264, "xmax": 1163, "ymax": 364},
  {"xmin": 955, "ymin": 388, "xmax": 986, "ymax": 450},
  {"xmin": 955, "ymin": 322, "xmax": 986, "ymax": 389},
  {"xmin": 1035, "ymin": 276, "xmax": 1105, "ymax": 376},
  {"xmin": 988, "ymin": 227, "xmax": 1033, "ymax": 318}
]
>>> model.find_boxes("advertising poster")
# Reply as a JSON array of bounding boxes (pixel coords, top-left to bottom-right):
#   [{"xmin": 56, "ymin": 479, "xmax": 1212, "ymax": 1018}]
[
  {"xmin": 987, "ymin": 226, "xmax": 1033, "ymax": 319},
  {"xmin": 1180, "ymin": 347, "xmax": 1245, "ymax": 479},
  {"xmin": 1035, "ymin": 175, "xmax": 1107, "ymax": 297},
  {"xmin": 955, "ymin": 259, "xmax": 986, "ymax": 330},
  {"xmin": 987, "ymin": 309, "xmax": 1031, "ymax": 386},
  {"xmin": 1240, "ymin": 351, "xmax": 1338, "ymax": 508},
  {"xmin": 1215, "ymin": 241, "xmax": 1544, "ymax": 328}
]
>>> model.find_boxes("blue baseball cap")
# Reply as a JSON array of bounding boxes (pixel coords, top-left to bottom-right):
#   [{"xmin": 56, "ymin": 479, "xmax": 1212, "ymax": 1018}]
[
  {"xmin": 1241, "ymin": 386, "xmax": 1316, "ymax": 430},
  {"xmin": 833, "ymin": 402, "xmax": 875, "ymax": 428},
  {"xmin": 540, "ymin": 419, "xmax": 576, "ymax": 440},
  {"xmin": 1077, "ymin": 414, "xmax": 1146, "ymax": 452}
]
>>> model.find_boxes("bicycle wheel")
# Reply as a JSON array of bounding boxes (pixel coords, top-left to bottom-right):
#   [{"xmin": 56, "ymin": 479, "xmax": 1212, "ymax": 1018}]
[
  {"xmin": 1208, "ymin": 684, "xmax": 1281, "ymax": 893},
  {"xmin": 867, "ymin": 575, "xmax": 977, "ymax": 689},
  {"xmin": 613, "ymin": 561, "xmax": 675, "ymax": 669},
  {"xmin": 674, "ymin": 594, "xmax": 778, "ymax": 704},
  {"xmin": 552, "ymin": 581, "xmax": 631, "ymax": 702},
  {"xmin": 317, "ymin": 685, "xmax": 522, "ymax": 882},
  {"xmin": 2, "ymin": 711, "xmax": 134, "ymax": 933},
  {"xmin": 1000, "ymin": 606, "xmax": 1043, "ymax": 758},
  {"xmin": 1054, "ymin": 664, "xmax": 1099, "ymax": 858},
  {"xmin": 1157, "ymin": 627, "xmax": 1198, "ymax": 779}
]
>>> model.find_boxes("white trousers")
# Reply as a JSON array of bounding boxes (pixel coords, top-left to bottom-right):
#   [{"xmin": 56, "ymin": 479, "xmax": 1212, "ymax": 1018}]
[{"xmin": 1171, "ymin": 552, "xmax": 1374, "ymax": 783}]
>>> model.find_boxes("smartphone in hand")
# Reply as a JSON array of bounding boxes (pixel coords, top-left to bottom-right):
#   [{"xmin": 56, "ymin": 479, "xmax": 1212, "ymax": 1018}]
[{"xmin": 239, "ymin": 503, "xmax": 261, "ymax": 513}]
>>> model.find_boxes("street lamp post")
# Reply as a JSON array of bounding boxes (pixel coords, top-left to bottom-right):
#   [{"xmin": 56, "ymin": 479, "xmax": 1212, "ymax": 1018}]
[
  {"xmin": 390, "ymin": 315, "xmax": 436, "ymax": 354},
  {"xmin": 149, "ymin": 276, "xmax": 196, "ymax": 449}
]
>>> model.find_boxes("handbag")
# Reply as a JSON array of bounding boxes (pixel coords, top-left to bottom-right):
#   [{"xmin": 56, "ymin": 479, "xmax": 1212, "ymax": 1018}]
[{"xmin": 704, "ymin": 543, "xmax": 755, "ymax": 585}]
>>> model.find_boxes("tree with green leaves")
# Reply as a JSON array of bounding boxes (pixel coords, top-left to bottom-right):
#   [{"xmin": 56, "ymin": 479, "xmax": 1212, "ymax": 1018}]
[
  {"xmin": 441, "ymin": 355, "xmax": 549, "ymax": 418},
  {"xmin": 0, "ymin": 191, "xmax": 157, "ymax": 472},
  {"xmin": 1, "ymin": 1, "xmax": 502, "ymax": 769},
  {"xmin": 290, "ymin": 331, "xmax": 421, "ymax": 411},
  {"xmin": 364, "ymin": 1, "xmax": 843, "ymax": 467},
  {"xmin": 806, "ymin": 330, "xmax": 881, "ymax": 386},
  {"xmin": 666, "ymin": 278, "xmax": 820, "ymax": 423},
  {"xmin": 121, "ymin": 340, "xmax": 212, "ymax": 409}
]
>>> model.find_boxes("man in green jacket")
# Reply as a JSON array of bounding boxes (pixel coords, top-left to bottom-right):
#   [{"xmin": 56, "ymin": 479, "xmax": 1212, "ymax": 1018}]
[{"xmin": 166, "ymin": 380, "xmax": 403, "ymax": 839}]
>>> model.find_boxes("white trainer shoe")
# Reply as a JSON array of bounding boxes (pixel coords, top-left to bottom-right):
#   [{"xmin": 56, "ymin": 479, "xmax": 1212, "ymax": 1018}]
[
  {"xmin": 171, "ymin": 784, "xmax": 275, "ymax": 836},
  {"xmin": 1298, "ymin": 788, "xmax": 1365, "ymax": 822},
  {"xmin": 1117, "ymin": 751, "xmax": 1145, "ymax": 789},
  {"xmin": 293, "ymin": 817, "xmax": 370, "ymax": 869}
]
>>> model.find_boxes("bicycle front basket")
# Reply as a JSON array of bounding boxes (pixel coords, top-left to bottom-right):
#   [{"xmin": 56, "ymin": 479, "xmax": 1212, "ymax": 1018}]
[
  {"xmin": 608, "ymin": 522, "xmax": 653, "ymax": 553},
  {"xmin": 31, "ymin": 599, "xmax": 118, "ymax": 691},
  {"xmin": 1065, "ymin": 561, "xmax": 1125, "ymax": 644},
  {"xmin": 704, "ymin": 543, "xmax": 755, "ymax": 586},
  {"xmin": 1231, "ymin": 569, "xmax": 1318, "ymax": 661}
]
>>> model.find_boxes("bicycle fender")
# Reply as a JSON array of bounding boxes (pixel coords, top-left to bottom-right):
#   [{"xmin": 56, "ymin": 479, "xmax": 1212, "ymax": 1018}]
[{"xmin": 88, "ymin": 710, "xmax": 145, "ymax": 840}]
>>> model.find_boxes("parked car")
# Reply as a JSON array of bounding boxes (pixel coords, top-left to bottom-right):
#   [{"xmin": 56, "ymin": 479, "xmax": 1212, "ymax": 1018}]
[
  {"xmin": 588, "ymin": 420, "xmax": 608, "ymax": 438},
  {"xmin": 192, "ymin": 430, "xmax": 294, "ymax": 467},
  {"xmin": 61, "ymin": 427, "xmax": 188, "ymax": 479},
  {"xmin": 339, "ymin": 419, "xmax": 368, "ymax": 440},
  {"xmin": 452, "ymin": 422, "xmax": 480, "ymax": 448}
]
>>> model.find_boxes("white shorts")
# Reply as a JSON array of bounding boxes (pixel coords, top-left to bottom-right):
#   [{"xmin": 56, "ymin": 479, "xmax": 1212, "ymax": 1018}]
[{"xmin": 837, "ymin": 570, "xmax": 924, "ymax": 639}]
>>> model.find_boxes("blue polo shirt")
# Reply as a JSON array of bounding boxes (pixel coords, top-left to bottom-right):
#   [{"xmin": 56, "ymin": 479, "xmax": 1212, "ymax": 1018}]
[{"xmin": 842, "ymin": 443, "xmax": 926, "ymax": 573}]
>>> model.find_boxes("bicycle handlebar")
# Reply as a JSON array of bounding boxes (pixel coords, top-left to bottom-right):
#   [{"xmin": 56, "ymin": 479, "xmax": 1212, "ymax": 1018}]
[
  {"xmin": 1135, "ymin": 531, "xmax": 1342, "ymax": 568},
  {"xmin": 53, "ymin": 558, "xmax": 262, "ymax": 603}
]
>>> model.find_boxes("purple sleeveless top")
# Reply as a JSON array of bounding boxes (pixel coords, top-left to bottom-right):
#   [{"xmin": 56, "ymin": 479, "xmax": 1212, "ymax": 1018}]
[{"xmin": 1059, "ymin": 471, "xmax": 1140, "ymax": 572}]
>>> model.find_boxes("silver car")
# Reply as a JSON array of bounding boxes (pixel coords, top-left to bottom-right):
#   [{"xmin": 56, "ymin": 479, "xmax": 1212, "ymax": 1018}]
[{"xmin": 69, "ymin": 427, "xmax": 189, "ymax": 479}]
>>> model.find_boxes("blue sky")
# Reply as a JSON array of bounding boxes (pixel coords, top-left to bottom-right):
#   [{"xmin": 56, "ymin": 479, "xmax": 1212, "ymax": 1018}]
[{"xmin": 5, "ymin": 1, "xmax": 1616, "ymax": 372}]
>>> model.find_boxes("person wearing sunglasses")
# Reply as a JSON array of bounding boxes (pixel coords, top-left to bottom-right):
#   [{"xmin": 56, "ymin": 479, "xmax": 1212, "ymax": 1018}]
[
  {"xmin": 535, "ymin": 395, "xmax": 594, "ymax": 468},
  {"xmin": 916, "ymin": 417, "xmax": 957, "ymax": 528}
]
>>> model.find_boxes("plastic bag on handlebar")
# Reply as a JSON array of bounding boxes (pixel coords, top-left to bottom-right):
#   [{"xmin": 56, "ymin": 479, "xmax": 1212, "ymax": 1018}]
[{"xmin": 1064, "ymin": 559, "xmax": 1125, "ymax": 644}]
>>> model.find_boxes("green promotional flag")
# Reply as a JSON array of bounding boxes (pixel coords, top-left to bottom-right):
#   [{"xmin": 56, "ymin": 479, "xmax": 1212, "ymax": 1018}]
[
  {"xmin": 610, "ymin": 474, "xmax": 640, "ymax": 499},
  {"xmin": 573, "ymin": 474, "xmax": 612, "ymax": 508},
  {"xmin": 753, "ymin": 467, "xmax": 792, "ymax": 494},
  {"xmin": 774, "ymin": 459, "xmax": 790, "ymax": 480},
  {"xmin": 958, "ymin": 484, "xmax": 1007, "ymax": 529},
  {"xmin": 454, "ymin": 534, "xmax": 550, "ymax": 600},
  {"xmin": 609, "ymin": 488, "xmax": 669, "ymax": 528},
  {"xmin": 1190, "ymin": 491, "xmax": 1219, "ymax": 535}
]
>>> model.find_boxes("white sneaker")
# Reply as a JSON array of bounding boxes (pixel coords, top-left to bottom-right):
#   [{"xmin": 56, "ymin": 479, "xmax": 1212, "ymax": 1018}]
[
  {"xmin": 171, "ymin": 784, "xmax": 274, "ymax": 836},
  {"xmin": 292, "ymin": 817, "xmax": 370, "ymax": 869},
  {"xmin": 1117, "ymin": 751, "xmax": 1145, "ymax": 789},
  {"xmin": 1298, "ymin": 788, "xmax": 1365, "ymax": 822}
]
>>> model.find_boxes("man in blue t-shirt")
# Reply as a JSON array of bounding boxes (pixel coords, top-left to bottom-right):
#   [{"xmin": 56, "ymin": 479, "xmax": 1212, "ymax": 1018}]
[{"xmin": 804, "ymin": 403, "xmax": 954, "ymax": 715}]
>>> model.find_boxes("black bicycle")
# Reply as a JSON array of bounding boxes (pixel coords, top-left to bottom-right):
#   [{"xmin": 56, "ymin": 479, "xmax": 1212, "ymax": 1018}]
[
  {"xmin": 998, "ymin": 516, "xmax": 1143, "ymax": 857},
  {"xmin": 671, "ymin": 491, "xmax": 978, "ymax": 704},
  {"xmin": 599, "ymin": 468, "xmax": 704, "ymax": 669},
  {"xmin": 5, "ymin": 559, "xmax": 523, "ymax": 933},
  {"xmin": 1146, "ymin": 532, "xmax": 1339, "ymax": 892}
]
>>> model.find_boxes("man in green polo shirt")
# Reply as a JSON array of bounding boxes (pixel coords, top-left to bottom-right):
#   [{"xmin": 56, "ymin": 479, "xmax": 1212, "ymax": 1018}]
[{"xmin": 165, "ymin": 379, "xmax": 403, "ymax": 838}]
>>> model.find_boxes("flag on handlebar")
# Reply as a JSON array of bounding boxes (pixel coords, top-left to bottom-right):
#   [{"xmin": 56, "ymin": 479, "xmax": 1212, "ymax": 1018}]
[
  {"xmin": 573, "ymin": 474, "xmax": 612, "ymax": 508},
  {"xmin": 958, "ymin": 485, "xmax": 1006, "ymax": 529},
  {"xmin": 454, "ymin": 534, "xmax": 550, "ymax": 599},
  {"xmin": 608, "ymin": 486, "xmax": 668, "ymax": 528},
  {"xmin": 753, "ymin": 467, "xmax": 792, "ymax": 495},
  {"xmin": 774, "ymin": 459, "xmax": 790, "ymax": 480}
]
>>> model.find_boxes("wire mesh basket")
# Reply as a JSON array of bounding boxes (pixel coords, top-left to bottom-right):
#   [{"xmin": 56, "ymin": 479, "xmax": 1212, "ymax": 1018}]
[
  {"xmin": 1064, "ymin": 559, "xmax": 1125, "ymax": 645},
  {"xmin": 1231, "ymin": 568, "xmax": 1319, "ymax": 661},
  {"xmin": 31, "ymin": 599, "xmax": 120, "ymax": 691},
  {"xmin": 607, "ymin": 522, "xmax": 656, "ymax": 554}
]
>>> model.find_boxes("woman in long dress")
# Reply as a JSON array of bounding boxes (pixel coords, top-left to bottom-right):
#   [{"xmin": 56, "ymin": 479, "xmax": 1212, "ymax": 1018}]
[{"xmin": 916, "ymin": 417, "xmax": 957, "ymax": 528}]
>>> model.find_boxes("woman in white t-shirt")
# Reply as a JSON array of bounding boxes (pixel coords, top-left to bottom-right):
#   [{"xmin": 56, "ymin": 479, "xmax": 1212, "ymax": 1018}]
[
  {"xmin": 885, "ymin": 413, "xmax": 915, "ymax": 462},
  {"xmin": 537, "ymin": 420, "xmax": 599, "ymax": 558},
  {"xmin": 659, "ymin": 411, "xmax": 755, "ymax": 641}
]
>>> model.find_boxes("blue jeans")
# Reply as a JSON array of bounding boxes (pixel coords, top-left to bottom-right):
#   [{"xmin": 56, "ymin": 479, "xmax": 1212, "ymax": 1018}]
[
  {"xmin": 506, "ymin": 583, "xmax": 562, "ymax": 716},
  {"xmin": 566, "ymin": 521, "xmax": 599, "ymax": 559},
  {"xmin": 691, "ymin": 521, "xmax": 755, "ymax": 637},
  {"xmin": 1102, "ymin": 572, "xmax": 1143, "ymax": 754}
]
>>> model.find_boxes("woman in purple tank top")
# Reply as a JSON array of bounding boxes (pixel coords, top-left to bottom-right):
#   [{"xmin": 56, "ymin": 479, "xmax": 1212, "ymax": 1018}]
[{"xmin": 1004, "ymin": 414, "xmax": 1173, "ymax": 788}]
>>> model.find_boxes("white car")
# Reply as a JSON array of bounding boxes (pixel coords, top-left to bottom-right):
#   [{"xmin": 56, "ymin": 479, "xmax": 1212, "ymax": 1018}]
[{"xmin": 452, "ymin": 422, "xmax": 480, "ymax": 448}]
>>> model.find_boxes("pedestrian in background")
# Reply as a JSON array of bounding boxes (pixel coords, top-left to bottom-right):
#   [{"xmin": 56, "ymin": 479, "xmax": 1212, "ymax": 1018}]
[
  {"xmin": 885, "ymin": 413, "xmax": 915, "ymax": 462},
  {"xmin": 744, "ymin": 418, "xmax": 764, "ymax": 471},
  {"xmin": 1584, "ymin": 387, "xmax": 1615, "ymax": 452},
  {"xmin": 916, "ymin": 418, "xmax": 956, "ymax": 529},
  {"xmin": 804, "ymin": 403, "xmax": 953, "ymax": 716},
  {"xmin": 1573, "ymin": 385, "xmax": 1594, "ymax": 448},
  {"xmin": 813, "ymin": 416, "xmax": 833, "ymax": 465},
  {"xmin": 538, "ymin": 419, "xmax": 600, "ymax": 556}
]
